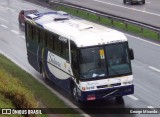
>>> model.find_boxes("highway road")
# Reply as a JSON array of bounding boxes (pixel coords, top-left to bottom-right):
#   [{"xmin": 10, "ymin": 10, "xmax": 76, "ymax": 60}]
[
  {"xmin": 61, "ymin": 0, "xmax": 160, "ymax": 27},
  {"xmin": 0, "ymin": 0, "xmax": 160, "ymax": 117}
]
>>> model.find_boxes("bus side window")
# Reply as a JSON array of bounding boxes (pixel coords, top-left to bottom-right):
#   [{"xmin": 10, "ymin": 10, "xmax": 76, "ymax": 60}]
[
  {"xmin": 39, "ymin": 30, "xmax": 45, "ymax": 46},
  {"xmin": 32, "ymin": 27, "xmax": 36, "ymax": 41},
  {"xmin": 47, "ymin": 33, "xmax": 54, "ymax": 50},
  {"xmin": 35, "ymin": 28, "xmax": 40, "ymax": 43},
  {"xmin": 71, "ymin": 43, "xmax": 78, "ymax": 68},
  {"xmin": 71, "ymin": 41, "xmax": 79, "ymax": 82},
  {"xmin": 26, "ymin": 24, "xmax": 32, "ymax": 39},
  {"xmin": 44, "ymin": 32, "xmax": 48, "ymax": 47},
  {"xmin": 61, "ymin": 40, "xmax": 69, "ymax": 60},
  {"xmin": 54, "ymin": 35, "xmax": 61, "ymax": 55}
]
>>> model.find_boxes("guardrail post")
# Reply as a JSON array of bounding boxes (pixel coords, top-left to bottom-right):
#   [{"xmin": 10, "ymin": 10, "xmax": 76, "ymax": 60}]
[
  {"xmin": 98, "ymin": 16, "xmax": 100, "ymax": 22},
  {"xmin": 141, "ymin": 27, "xmax": 143, "ymax": 33},
  {"xmin": 111, "ymin": 19, "xmax": 113, "ymax": 26},
  {"xmin": 125, "ymin": 23, "xmax": 128, "ymax": 30},
  {"xmin": 76, "ymin": 10, "xmax": 79, "ymax": 15},
  {"xmin": 87, "ymin": 12, "xmax": 89, "ymax": 17}
]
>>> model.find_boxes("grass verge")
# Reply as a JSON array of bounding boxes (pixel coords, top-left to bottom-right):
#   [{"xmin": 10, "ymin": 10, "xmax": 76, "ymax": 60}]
[
  {"xmin": 0, "ymin": 94, "xmax": 19, "ymax": 117},
  {"xmin": 0, "ymin": 54, "xmax": 82, "ymax": 117}
]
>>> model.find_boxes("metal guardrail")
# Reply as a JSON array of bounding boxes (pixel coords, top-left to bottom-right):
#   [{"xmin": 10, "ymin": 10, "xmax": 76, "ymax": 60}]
[{"xmin": 50, "ymin": 1, "xmax": 160, "ymax": 39}]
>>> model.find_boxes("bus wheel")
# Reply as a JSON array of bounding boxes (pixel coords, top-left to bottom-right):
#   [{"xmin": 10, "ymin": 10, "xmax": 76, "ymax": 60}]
[
  {"xmin": 115, "ymin": 96, "xmax": 124, "ymax": 104},
  {"xmin": 42, "ymin": 66, "xmax": 47, "ymax": 80},
  {"xmin": 71, "ymin": 83, "xmax": 78, "ymax": 101},
  {"xmin": 130, "ymin": 0, "xmax": 133, "ymax": 5},
  {"xmin": 142, "ymin": 1, "xmax": 145, "ymax": 4}
]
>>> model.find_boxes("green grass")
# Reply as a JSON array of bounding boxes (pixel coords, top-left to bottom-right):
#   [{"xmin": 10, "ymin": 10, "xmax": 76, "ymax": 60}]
[
  {"xmin": 0, "ymin": 54, "xmax": 63, "ymax": 108},
  {"xmin": 0, "ymin": 54, "xmax": 82, "ymax": 117},
  {"xmin": 142, "ymin": 28, "xmax": 159, "ymax": 40},
  {"xmin": 113, "ymin": 21, "xmax": 126, "ymax": 30},
  {"xmin": 126, "ymin": 24, "xmax": 142, "ymax": 33},
  {"xmin": 0, "ymin": 93, "xmax": 15, "ymax": 108},
  {"xmin": 0, "ymin": 55, "xmax": 46, "ymax": 117},
  {"xmin": 99, "ymin": 16, "xmax": 112, "ymax": 26},
  {"xmin": 0, "ymin": 69, "xmax": 37, "ymax": 109},
  {"xmin": 0, "ymin": 94, "xmax": 23, "ymax": 117},
  {"xmin": 55, "ymin": 5, "xmax": 160, "ymax": 40}
]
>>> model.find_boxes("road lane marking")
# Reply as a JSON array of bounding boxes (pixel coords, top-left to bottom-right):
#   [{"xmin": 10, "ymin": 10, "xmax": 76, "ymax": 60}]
[
  {"xmin": 11, "ymin": 30, "xmax": 19, "ymax": 35},
  {"xmin": 125, "ymin": 34, "xmax": 160, "ymax": 47},
  {"xmin": 20, "ymin": 36, "xmax": 25, "ymax": 39},
  {"xmin": 7, "ymin": 7, "xmax": 17, "ymax": 14},
  {"xmin": 128, "ymin": 95, "xmax": 139, "ymax": 101},
  {"xmin": 93, "ymin": 0, "xmax": 160, "ymax": 17},
  {"xmin": 148, "ymin": 66, "xmax": 160, "ymax": 73},
  {"xmin": 1, "ymin": 24, "xmax": 8, "ymax": 29},
  {"xmin": 0, "ymin": 4, "xmax": 16, "ymax": 12},
  {"xmin": 0, "ymin": 18, "xmax": 8, "ymax": 22},
  {"xmin": 7, "ymin": 7, "xmax": 16, "ymax": 12}
]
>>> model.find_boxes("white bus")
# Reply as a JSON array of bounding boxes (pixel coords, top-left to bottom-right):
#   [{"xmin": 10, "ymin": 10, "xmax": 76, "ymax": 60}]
[{"xmin": 25, "ymin": 11, "xmax": 134, "ymax": 102}]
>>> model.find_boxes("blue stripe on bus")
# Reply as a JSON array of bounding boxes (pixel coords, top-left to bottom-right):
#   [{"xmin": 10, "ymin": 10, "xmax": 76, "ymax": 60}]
[{"xmin": 43, "ymin": 50, "xmax": 72, "ymax": 93}]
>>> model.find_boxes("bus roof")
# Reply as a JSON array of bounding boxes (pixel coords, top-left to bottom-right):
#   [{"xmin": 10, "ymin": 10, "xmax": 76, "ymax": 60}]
[{"xmin": 26, "ymin": 11, "xmax": 127, "ymax": 47}]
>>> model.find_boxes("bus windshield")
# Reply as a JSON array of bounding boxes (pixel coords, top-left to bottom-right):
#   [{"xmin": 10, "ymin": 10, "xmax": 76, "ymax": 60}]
[{"xmin": 79, "ymin": 42, "xmax": 131, "ymax": 79}]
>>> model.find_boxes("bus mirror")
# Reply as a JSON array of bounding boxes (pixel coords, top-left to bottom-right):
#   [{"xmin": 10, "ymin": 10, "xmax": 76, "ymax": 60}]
[{"xmin": 129, "ymin": 48, "xmax": 134, "ymax": 60}]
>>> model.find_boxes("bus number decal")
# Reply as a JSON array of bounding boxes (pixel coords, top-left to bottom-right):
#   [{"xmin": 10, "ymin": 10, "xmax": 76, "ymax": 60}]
[{"xmin": 59, "ymin": 36, "xmax": 68, "ymax": 43}]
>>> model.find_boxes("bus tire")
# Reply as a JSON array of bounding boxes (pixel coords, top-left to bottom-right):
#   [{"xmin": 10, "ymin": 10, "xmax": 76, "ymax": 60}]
[
  {"xmin": 129, "ymin": 0, "xmax": 133, "ymax": 5},
  {"xmin": 115, "ymin": 96, "xmax": 124, "ymax": 104},
  {"xmin": 142, "ymin": 1, "xmax": 145, "ymax": 4},
  {"xmin": 71, "ymin": 83, "xmax": 79, "ymax": 102},
  {"xmin": 42, "ymin": 66, "xmax": 48, "ymax": 80}
]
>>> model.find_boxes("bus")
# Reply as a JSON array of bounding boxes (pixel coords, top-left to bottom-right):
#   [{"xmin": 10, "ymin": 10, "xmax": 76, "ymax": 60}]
[{"xmin": 25, "ymin": 11, "xmax": 134, "ymax": 102}]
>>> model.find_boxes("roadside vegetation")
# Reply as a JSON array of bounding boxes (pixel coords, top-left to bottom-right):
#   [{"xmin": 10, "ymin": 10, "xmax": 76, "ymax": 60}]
[
  {"xmin": 0, "ymin": 94, "xmax": 19, "ymax": 117},
  {"xmin": 0, "ymin": 54, "xmax": 81, "ymax": 117},
  {"xmin": 55, "ymin": 6, "xmax": 160, "ymax": 41}
]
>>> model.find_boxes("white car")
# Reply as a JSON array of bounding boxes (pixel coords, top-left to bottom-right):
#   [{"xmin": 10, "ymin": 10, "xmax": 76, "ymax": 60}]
[{"xmin": 123, "ymin": 0, "xmax": 145, "ymax": 4}]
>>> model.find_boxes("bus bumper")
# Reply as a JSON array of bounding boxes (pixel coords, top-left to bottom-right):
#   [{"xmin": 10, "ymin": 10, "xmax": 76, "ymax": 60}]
[{"xmin": 78, "ymin": 85, "xmax": 134, "ymax": 102}]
